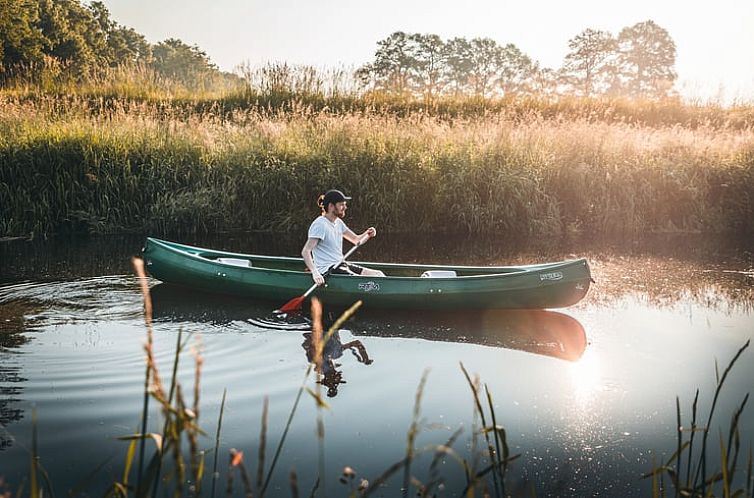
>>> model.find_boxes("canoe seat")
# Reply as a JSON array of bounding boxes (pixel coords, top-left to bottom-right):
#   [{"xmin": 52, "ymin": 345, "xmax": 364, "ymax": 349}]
[
  {"xmin": 420, "ymin": 270, "xmax": 457, "ymax": 278},
  {"xmin": 216, "ymin": 257, "xmax": 252, "ymax": 268}
]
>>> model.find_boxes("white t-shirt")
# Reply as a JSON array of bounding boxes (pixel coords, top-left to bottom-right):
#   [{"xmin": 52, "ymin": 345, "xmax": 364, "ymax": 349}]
[{"xmin": 308, "ymin": 216, "xmax": 349, "ymax": 274}]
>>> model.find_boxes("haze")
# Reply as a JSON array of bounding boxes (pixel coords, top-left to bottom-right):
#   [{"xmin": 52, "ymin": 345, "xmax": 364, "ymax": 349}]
[{"xmin": 86, "ymin": 0, "xmax": 754, "ymax": 102}]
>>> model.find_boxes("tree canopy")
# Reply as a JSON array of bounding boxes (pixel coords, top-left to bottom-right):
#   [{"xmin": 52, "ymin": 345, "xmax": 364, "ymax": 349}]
[
  {"xmin": 0, "ymin": 0, "xmax": 230, "ymax": 88},
  {"xmin": 358, "ymin": 22, "xmax": 678, "ymax": 99},
  {"xmin": 0, "ymin": 2, "xmax": 679, "ymax": 100}
]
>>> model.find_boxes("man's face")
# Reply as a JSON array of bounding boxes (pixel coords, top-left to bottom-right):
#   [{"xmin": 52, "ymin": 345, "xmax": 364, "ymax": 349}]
[{"xmin": 329, "ymin": 201, "xmax": 347, "ymax": 218}]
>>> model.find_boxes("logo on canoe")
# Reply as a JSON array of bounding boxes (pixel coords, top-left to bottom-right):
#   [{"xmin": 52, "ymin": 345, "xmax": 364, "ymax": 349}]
[
  {"xmin": 358, "ymin": 281, "xmax": 380, "ymax": 292},
  {"xmin": 539, "ymin": 271, "xmax": 564, "ymax": 281}
]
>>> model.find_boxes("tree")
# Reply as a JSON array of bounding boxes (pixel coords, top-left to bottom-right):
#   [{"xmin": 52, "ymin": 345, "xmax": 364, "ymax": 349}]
[
  {"xmin": 443, "ymin": 37, "xmax": 473, "ymax": 96},
  {"xmin": 561, "ymin": 28, "xmax": 616, "ymax": 97},
  {"xmin": 530, "ymin": 66, "xmax": 560, "ymax": 96},
  {"xmin": 0, "ymin": 0, "xmax": 46, "ymax": 70},
  {"xmin": 616, "ymin": 20, "xmax": 677, "ymax": 98},
  {"xmin": 86, "ymin": 1, "xmax": 150, "ymax": 64},
  {"xmin": 151, "ymin": 38, "xmax": 218, "ymax": 87},
  {"xmin": 408, "ymin": 33, "xmax": 446, "ymax": 99},
  {"xmin": 36, "ymin": 0, "xmax": 107, "ymax": 73},
  {"xmin": 497, "ymin": 43, "xmax": 538, "ymax": 95},
  {"xmin": 356, "ymin": 31, "xmax": 415, "ymax": 94},
  {"xmin": 107, "ymin": 26, "xmax": 151, "ymax": 64},
  {"xmin": 467, "ymin": 37, "xmax": 501, "ymax": 97}
]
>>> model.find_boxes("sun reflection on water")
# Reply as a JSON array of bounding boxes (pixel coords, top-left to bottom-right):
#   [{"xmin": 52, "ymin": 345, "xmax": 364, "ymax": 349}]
[{"xmin": 569, "ymin": 347, "xmax": 603, "ymax": 405}]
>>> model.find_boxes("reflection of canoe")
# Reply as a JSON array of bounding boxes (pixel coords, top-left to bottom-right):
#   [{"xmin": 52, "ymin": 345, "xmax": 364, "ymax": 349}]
[
  {"xmin": 354, "ymin": 308, "xmax": 587, "ymax": 362},
  {"xmin": 143, "ymin": 238, "xmax": 592, "ymax": 310},
  {"xmin": 149, "ymin": 284, "xmax": 587, "ymax": 361}
]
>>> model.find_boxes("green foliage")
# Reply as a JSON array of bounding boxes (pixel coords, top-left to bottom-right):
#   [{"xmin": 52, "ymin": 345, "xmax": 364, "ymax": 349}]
[
  {"xmin": 0, "ymin": 0, "xmax": 46, "ymax": 68},
  {"xmin": 0, "ymin": 0, "xmax": 230, "ymax": 91},
  {"xmin": 151, "ymin": 38, "xmax": 218, "ymax": 90}
]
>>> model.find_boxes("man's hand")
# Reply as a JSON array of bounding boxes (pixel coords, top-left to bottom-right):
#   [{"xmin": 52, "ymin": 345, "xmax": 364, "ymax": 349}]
[
  {"xmin": 366, "ymin": 227, "xmax": 377, "ymax": 238},
  {"xmin": 312, "ymin": 270, "xmax": 325, "ymax": 286}
]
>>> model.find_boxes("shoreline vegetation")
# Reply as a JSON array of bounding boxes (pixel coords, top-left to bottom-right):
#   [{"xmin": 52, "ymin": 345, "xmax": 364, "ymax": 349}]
[
  {"xmin": 1, "ymin": 1, "xmax": 752, "ymax": 240},
  {"xmin": 2, "ymin": 74, "xmax": 753, "ymax": 240}
]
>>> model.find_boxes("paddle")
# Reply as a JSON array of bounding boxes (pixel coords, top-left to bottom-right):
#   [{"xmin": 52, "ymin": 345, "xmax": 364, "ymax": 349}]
[{"xmin": 276, "ymin": 238, "xmax": 366, "ymax": 314}]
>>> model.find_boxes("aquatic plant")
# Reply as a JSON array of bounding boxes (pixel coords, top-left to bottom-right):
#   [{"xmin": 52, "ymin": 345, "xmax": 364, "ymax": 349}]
[{"xmin": 645, "ymin": 340, "xmax": 752, "ymax": 497}]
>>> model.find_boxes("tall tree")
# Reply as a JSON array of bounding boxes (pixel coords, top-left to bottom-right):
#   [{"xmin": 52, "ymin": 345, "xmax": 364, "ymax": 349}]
[
  {"xmin": 151, "ymin": 38, "xmax": 217, "ymax": 86},
  {"xmin": 86, "ymin": 1, "xmax": 149, "ymax": 64},
  {"xmin": 616, "ymin": 20, "xmax": 677, "ymax": 98},
  {"xmin": 36, "ymin": 0, "xmax": 107, "ymax": 72},
  {"xmin": 356, "ymin": 31, "xmax": 415, "ymax": 94},
  {"xmin": 561, "ymin": 28, "xmax": 616, "ymax": 97},
  {"xmin": 0, "ymin": 0, "xmax": 46, "ymax": 70},
  {"xmin": 467, "ymin": 37, "xmax": 501, "ymax": 97},
  {"xmin": 107, "ymin": 25, "xmax": 151, "ymax": 64},
  {"xmin": 497, "ymin": 43, "xmax": 537, "ymax": 95},
  {"xmin": 530, "ymin": 66, "xmax": 560, "ymax": 95},
  {"xmin": 443, "ymin": 37, "xmax": 473, "ymax": 96},
  {"xmin": 408, "ymin": 33, "xmax": 446, "ymax": 99}
]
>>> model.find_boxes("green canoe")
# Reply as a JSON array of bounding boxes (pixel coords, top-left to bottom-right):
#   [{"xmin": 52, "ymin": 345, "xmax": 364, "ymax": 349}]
[{"xmin": 142, "ymin": 237, "xmax": 592, "ymax": 310}]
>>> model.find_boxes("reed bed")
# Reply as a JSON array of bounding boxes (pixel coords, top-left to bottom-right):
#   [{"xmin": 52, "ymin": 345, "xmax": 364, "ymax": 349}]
[{"xmin": 2, "ymin": 90, "xmax": 753, "ymax": 240}]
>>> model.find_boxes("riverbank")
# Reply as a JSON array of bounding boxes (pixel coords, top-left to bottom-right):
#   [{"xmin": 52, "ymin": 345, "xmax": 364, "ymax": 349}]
[{"xmin": 2, "ymin": 90, "xmax": 753, "ymax": 239}]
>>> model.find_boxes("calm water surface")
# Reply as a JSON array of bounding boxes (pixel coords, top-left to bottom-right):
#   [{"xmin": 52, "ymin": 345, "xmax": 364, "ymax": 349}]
[{"xmin": 0, "ymin": 233, "xmax": 752, "ymax": 497}]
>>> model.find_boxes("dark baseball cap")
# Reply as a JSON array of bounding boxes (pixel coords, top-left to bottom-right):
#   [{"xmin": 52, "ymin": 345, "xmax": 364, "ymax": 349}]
[{"xmin": 322, "ymin": 189, "xmax": 351, "ymax": 206}]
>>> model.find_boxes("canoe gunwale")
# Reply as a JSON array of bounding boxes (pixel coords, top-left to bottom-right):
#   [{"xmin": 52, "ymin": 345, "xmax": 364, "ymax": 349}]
[{"xmin": 145, "ymin": 237, "xmax": 590, "ymax": 282}]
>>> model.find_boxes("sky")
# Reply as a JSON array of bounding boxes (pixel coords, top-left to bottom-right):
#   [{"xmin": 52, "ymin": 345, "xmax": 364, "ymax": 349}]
[{"xmin": 101, "ymin": 0, "xmax": 754, "ymax": 103}]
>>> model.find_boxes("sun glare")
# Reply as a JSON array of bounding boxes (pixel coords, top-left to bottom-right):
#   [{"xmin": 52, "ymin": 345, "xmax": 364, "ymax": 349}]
[{"xmin": 569, "ymin": 347, "xmax": 603, "ymax": 405}]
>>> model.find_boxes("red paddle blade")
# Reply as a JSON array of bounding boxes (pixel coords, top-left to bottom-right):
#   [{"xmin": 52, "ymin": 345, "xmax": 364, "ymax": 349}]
[{"xmin": 276, "ymin": 295, "xmax": 305, "ymax": 314}]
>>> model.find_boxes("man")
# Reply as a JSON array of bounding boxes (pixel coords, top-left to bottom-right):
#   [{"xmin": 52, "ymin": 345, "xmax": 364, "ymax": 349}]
[{"xmin": 301, "ymin": 189, "xmax": 385, "ymax": 286}]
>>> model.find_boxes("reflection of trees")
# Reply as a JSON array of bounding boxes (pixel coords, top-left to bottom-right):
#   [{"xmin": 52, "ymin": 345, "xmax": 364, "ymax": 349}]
[
  {"xmin": 0, "ymin": 364, "xmax": 25, "ymax": 451},
  {"xmin": 0, "ymin": 301, "xmax": 33, "ymax": 451}
]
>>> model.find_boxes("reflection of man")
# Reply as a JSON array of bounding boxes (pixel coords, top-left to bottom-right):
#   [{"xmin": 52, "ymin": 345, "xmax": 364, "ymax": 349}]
[{"xmin": 302, "ymin": 329, "xmax": 373, "ymax": 397}]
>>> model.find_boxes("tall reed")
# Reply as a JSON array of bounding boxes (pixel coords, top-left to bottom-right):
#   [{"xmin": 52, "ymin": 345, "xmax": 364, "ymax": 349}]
[
  {"xmin": 2, "ymin": 90, "xmax": 753, "ymax": 239},
  {"xmin": 645, "ymin": 340, "xmax": 752, "ymax": 497}
]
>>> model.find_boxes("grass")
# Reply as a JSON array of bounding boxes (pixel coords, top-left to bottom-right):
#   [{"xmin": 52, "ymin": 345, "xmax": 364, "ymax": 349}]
[
  {"xmin": 645, "ymin": 340, "xmax": 752, "ymax": 497},
  {"xmin": 1, "ymin": 67, "xmax": 754, "ymax": 239}
]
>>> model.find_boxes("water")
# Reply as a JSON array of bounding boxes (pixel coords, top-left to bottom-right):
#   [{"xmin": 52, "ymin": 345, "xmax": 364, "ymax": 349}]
[{"xmin": 1, "ymin": 233, "xmax": 752, "ymax": 497}]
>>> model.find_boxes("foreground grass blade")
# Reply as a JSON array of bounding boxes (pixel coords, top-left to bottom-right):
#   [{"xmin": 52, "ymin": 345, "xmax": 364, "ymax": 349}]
[{"xmin": 211, "ymin": 388, "xmax": 228, "ymax": 498}]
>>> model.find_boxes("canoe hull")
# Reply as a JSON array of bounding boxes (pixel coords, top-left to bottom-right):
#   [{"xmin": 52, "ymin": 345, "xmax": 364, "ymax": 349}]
[{"xmin": 142, "ymin": 238, "xmax": 592, "ymax": 310}]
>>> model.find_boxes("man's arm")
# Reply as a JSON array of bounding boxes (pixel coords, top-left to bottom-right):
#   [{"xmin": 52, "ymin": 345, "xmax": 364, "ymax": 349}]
[
  {"xmin": 301, "ymin": 237, "xmax": 325, "ymax": 285},
  {"xmin": 343, "ymin": 227, "xmax": 377, "ymax": 245}
]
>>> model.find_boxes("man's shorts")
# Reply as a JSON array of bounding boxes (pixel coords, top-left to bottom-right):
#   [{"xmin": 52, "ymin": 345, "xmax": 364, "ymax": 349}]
[{"xmin": 329, "ymin": 262, "xmax": 366, "ymax": 275}]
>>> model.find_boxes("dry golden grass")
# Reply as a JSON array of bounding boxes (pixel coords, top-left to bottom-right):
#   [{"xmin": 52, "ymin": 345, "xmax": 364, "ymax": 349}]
[{"xmin": 1, "ymin": 85, "xmax": 753, "ymax": 239}]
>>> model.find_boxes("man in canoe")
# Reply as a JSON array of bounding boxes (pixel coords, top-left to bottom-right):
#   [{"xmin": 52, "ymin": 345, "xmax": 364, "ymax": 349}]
[{"xmin": 301, "ymin": 189, "xmax": 385, "ymax": 285}]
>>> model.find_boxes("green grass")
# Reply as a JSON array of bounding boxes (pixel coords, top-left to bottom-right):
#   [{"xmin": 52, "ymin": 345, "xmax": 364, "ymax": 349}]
[{"xmin": 1, "ymin": 70, "xmax": 753, "ymax": 239}]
